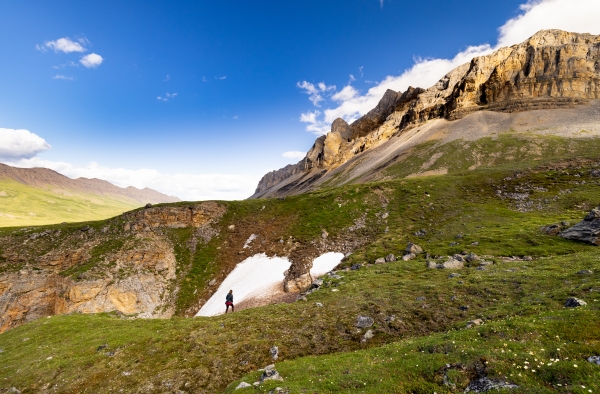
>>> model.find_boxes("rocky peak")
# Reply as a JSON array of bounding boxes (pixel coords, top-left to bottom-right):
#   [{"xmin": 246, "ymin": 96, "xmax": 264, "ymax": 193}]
[{"xmin": 252, "ymin": 29, "xmax": 600, "ymax": 198}]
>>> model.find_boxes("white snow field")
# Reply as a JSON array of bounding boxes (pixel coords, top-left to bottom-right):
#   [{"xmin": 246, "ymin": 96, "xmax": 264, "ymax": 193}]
[{"xmin": 195, "ymin": 252, "xmax": 344, "ymax": 317}]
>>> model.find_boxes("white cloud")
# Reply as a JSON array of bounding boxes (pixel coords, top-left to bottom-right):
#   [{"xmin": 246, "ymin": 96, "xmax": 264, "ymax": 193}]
[
  {"xmin": 53, "ymin": 75, "xmax": 75, "ymax": 81},
  {"xmin": 80, "ymin": 53, "xmax": 103, "ymax": 68},
  {"xmin": 282, "ymin": 151, "xmax": 306, "ymax": 160},
  {"xmin": 297, "ymin": 81, "xmax": 336, "ymax": 107},
  {"xmin": 157, "ymin": 92, "xmax": 177, "ymax": 102},
  {"xmin": 298, "ymin": 0, "xmax": 600, "ymax": 133},
  {"xmin": 331, "ymin": 85, "xmax": 359, "ymax": 103},
  {"xmin": 0, "ymin": 128, "xmax": 51, "ymax": 160},
  {"xmin": 219, "ymin": 76, "xmax": 227, "ymax": 80},
  {"xmin": 164, "ymin": 74, "xmax": 170, "ymax": 81},
  {"xmin": 39, "ymin": 37, "xmax": 86, "ymax": 53},
  {"xmin": 379, "ymin": 0, "xmax": 384, "ymax": 8}
]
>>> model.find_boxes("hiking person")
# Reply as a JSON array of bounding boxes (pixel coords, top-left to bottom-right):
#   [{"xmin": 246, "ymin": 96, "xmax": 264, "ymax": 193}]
[{"xmin": 225, "ymin": 290, "xmax": 234, "ymax": 313}]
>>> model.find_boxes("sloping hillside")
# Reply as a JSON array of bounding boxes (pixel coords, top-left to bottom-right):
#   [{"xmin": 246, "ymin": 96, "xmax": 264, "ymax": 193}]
[{"xmin": 0, "ymin": 163, "xmax": 179, "ymax": 227}]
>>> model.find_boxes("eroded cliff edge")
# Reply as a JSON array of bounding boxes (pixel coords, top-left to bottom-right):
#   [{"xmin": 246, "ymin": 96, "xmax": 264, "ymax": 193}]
[{"xmin": 252, "ymin": 29, "xmax": 600, "ymax": 198}]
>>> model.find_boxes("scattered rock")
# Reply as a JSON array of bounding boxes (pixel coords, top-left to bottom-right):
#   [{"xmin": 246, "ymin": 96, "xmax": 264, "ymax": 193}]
[
  {"xmin": 479, "ymin": 261, "xmax": 493, "ymax": 266},
  {"xmin": 428, "ymin": 257, "xmax": 464, "ymax": 269},
  {"xmin": 144, "ymin": 203, "xmax": 153, "ymax": 209},
  {"xmin": 564, "ymin": 297, "xmax": 587, "ymax": 307},
  {"xmin": 6, "ymin": 388, "xmax": 22, "ymax": 394},
  {"xmin": 465, "ymin": 252, "xmax": 480, "ymax": 263},
  {"xmin": 350, "ymin": 264, "xmax": 362, "ymax": 270},
  {"xmin": 577, "ymin": 269, "xmax": 593, "ymax": 275},
  {"xmin": 449, "ymin": 242, "xmax": 459, "ymax": 246},
  {"xmin": 356, "ymin": 315, "xmax": 374, "ymax": 328},
  {"xmin": 311, "ymin": 279, "xmax": 324, "ymax": 289},
  {"xmin": 591, "ymin": 169, "xmax": 600, "ymax": 177},
  {"xmin": 522, "ymin": 255, "xmax": 533, "ymax": 261},
  {"xmin": 466, "ymin": 319, "xmax": 484, "ymax": 328},
  {"xmin": 260, "ymin": 366, "xmax": 283, "ymax": 383},
  {"xmin": 331, "ymin": 288, "xmax": 339, "ymax": 292},
  {"xmin": 122, "ymin": 371, "xmax": 131, "ymax": 376},
  {"xmin": 402, "ymin": 253, "xmax": 416, "ymax": 261},
  {"xmin": 559, "ymin": 205, "xmax": 600, "ymax": 245},
  {"xmin": 374, "ymin": 257, "xmax": 386, "ymax": 264},
  {"xmin": 470, "ymin": 241, "xmax": 479, "ymax": 246},
  {"xmin": 270, "ymin": 346, "xmax": 279, "ymax": 360},
  {"xmin": 236, "ymin": 382, "xmax": 252, "ymax": 389},
  {"xmin": 385, "ymin": 315, "xmax": 396, "ymax": 322},
  {"xmin": 587, "ymin": 355, "xmax": 600, "ymax": 365},
  {"xmin": 295, "ymin": 296, "xmax": 307, "ymax": 302},
  {"xmin": 321, "ymin": 229, "xmax": 328, "ymax": 239},
  {"xmin": 362, "ymin": 330, "xmax": 374, "ymax": 342},
  {"xmin": 464, "ymin": 377, "xmax": 518, "ymax": 393},
  {"xmin": 385, "ymin": 254, "xmax": 396, "ymax": 262},
  {"xmin": 208, "ymin": 279, "xmax": 216, "ymax": 286},
  {"xmin": 405, "ymin": 242, "xmax": 423, "ymax": 255},
  {"xmin": 415, "ymin": 296, "xmax": 426, "ymax": 301},
  {"xmin": 448, "ymin": 273, "xmax": 461, "ymax": 279},
  {"xmin": 476, "ymin": 267, "xmax": 486, "ymax": 271},
  {"xmin": 228, "ymin": 224, "xmax": 235, "ymax": 230},
  {"xmin": 96, "ymin": 344, "xmax": 108, "ymax": 352},
  {"xmin": 414, "ymin": 229, "xmax": 428, "ymax": 237},
  {"xmin": 459, "ymin": 305, "xmax": 469, "ymax": 311},
  {"xmin": 541, "ymin": 224, "xmax": 562, "ymax": 236},
  {"xmin": 315, "ymin": 302, "xmax": 324, "ymax": 307}
]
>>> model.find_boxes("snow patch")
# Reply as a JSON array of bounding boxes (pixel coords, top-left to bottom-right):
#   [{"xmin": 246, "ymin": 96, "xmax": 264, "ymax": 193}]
[
  {"xmin": 196, "ymin": 253, "xmax": 290, "ymax": 317},
  {"xmin": 243, "ymin": 234, "xmax": 257, "ymax": 248},
  {"xmin": 310, "ymin": 252, "xmax": 344, "ymax": 277},
  {"xmin": 195, "ymin": 252, "xmax": 345, "ymax": 317}
]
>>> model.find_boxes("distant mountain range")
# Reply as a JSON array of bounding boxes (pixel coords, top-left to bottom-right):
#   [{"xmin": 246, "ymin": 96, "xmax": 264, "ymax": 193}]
[
  {"xmin": 0, "ymin": 163, "xmax": 179, "ymax": 226},
  {"xmin": 252, "ymin": 29, "xmax": 600, "ymax": 198}
]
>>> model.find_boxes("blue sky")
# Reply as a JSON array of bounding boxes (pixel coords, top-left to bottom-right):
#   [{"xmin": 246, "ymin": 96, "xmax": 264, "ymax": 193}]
[{"xmin": 0, "ymin": 0, "xmax": 599, "ymax": 200}]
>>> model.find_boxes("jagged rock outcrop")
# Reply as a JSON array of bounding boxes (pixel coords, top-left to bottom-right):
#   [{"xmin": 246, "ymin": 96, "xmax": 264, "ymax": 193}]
[
  {"xmin": 0, "ymin": 202, "xmax": 226, "ymax": 332},
  {"xmin": 559, "ymin": 205, "xmax": 600, "ymax": 245},
  {"xmin": 253, "ymin": 30, "xmax": 600, "ymax": 198}
]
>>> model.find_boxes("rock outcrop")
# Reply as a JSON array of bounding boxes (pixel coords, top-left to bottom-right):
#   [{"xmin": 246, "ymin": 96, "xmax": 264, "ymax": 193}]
[
  {"xmin": 0, "ymin": 202, "xmax": 225, "ymax": 333},
  {"xmin": 559, "ymin": 205, "xmax": 600, "ymax": 245},
  {"xmin": 253, "ymin": 30, "xmax": 600, "ymax": 198}
]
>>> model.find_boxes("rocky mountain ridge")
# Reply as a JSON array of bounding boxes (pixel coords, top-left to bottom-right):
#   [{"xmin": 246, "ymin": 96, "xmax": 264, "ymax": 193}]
[
  {"xmin": 0, "ymin": 163, "xmax": 179, "ymax": 204},
  {"xmin": 253, "ymin": 29, "xmax": 600, "ymax": 197}
]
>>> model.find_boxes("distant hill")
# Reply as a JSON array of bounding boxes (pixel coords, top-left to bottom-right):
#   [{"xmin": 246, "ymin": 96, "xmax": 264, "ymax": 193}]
[{"xmin": 0, "ymin": 163, "xmax": 180, "ymax": 227}]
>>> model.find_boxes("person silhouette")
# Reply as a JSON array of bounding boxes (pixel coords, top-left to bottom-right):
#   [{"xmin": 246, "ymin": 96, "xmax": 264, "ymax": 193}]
[{"xmin": 225, "ymin": 290, "xmax": 234, "ymax": 313}]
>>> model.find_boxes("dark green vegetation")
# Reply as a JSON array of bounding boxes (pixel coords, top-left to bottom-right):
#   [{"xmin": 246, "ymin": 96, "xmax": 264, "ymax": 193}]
[{"xmin": 1, "ymin": 136, "xmax": 600, "ymax": 392}]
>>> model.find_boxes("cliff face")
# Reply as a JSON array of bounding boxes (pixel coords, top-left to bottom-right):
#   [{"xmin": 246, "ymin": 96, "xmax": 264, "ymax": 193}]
[
  {"xmin": 0, "ymin": 202, "xmax": 225, "ymax": 333},
  {"xmin": 253, "ymin": 30, "xmax": 600, "ymax": 197}
]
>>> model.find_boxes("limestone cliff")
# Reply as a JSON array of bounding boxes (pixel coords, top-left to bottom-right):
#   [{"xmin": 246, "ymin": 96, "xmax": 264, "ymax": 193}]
[{"xmin": 253, "ymin": 29, "xmax": 600, "ymax": 197}]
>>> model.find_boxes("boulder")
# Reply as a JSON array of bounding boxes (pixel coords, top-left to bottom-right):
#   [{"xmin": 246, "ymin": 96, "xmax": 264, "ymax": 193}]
[
  {"xmin": 362, "ymin": 329, "xmax": 374, "ymax": 342},
  {"xmin": 236, "ymin": 382, "xmax": 252, "ymax": 389},
  {"xmin": 260, "ymin": 367, "xmax": 283, "ymax": 383},
  {"xmin": 565, "ymin": 297, "xmax": 587, "ymax": 307},
  {"xmin": 577, "ymin": 269, "xmax": 593, "ymax": 275},
  {"xmin": 402, "ymin": 253, "xmax": 416, "ymax": 261},
  {"xmin": 465, "ymin": 252, "xmax": 480, "ymax": 263},
  {"xmin": 448, "ymin": 273, "xmax": 461, "ymax": 279},
  {"xmin": 356, "ymin": 315, "xmax": 374, "ymax": 328},
  {"xmin": 405, "ymin": 242, "xmax": 423, "ymax": 255},
  {"xmin": 270, "ymin": 346, "xmax": 279, "ymax": 360},
  {"xmin": 385, "ymin": 254, "xmax": 396, "ymax": 262},
  {"xmin": 464, "ymin": 377, "xmax": 518, "ymax": 393},
  {"xmin": 374, "ymin": 258, "xmax": 386, "ymax": 264},
  {"xmin": 559, "ymin": 205, "xmax": 600, "ymax": 245},
  {"xmin": 541, "ymin": 224, "xmax": 562, "ymax": 236},
  {"xmin": 588, "ymin": 356, "xmax": 600, "ymax": 365},
  {"xmin": 428, "ymin": 257, "xmax": 464, "ymax": 269},
  {"xmin": 283, "ymin": 273, "xmax": 312, "ymax": 293},
  {"xmin": 467, "ymin": 319, "xmax": 484, "ymax": 328}
]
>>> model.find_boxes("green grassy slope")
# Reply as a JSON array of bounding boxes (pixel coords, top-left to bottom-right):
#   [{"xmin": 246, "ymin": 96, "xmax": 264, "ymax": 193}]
[
  {"xmin": 1, "ymin": 141, "xmax": 600, "ymax": 392},
  {"xmin": 0, "ymin": 179, "xmax": 140, "ymax": 227}
]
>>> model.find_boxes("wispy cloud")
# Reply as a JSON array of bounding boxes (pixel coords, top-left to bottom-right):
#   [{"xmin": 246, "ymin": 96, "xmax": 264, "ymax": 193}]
[
  {"xmin": 164, "ymin": 74, "xmax": 170, "ymax": 81},
  {"xmin": 297, "ymin": 0, "xmax": 600, "ymax": 135},
  {"xmin": 379, "ymin": 0, "xmax": 384, "ymax": 8},
  {"xmin": 80, "ymin": 53, "xmax": 103, "ymax": 68},
  {"xmin": 157, "ymin": 92, "xmax": 178, "ymax": 102},
  {"xmin": 0, "ymin": 128, "xmax": 51, "ymax": 160},
  {"xmin": 53, "ymin": 75, "xmax": 75, "ymax": 81},
  {"xmin": 37, "ymin": 37, "xmax": 86, "ymax": 53},
  {"xmin": 297, "ymin": 81, "xmax": 336, "ymax": 107}
]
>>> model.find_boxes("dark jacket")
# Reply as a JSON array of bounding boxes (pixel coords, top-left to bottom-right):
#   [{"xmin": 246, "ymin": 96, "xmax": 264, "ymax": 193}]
[{"xmin": 226, "ymin": 293, "xmax": 233, "ymax": 303}]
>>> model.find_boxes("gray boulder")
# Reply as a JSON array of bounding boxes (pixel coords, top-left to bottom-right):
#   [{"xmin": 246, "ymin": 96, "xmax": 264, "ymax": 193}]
[
  {"xmin": 260, "ymin": 366, "xmax": 283, "ymax": 383},
  {"xmin": 356, "ymin": 315, "xmax": 374, "ymax": 328},
  {"xmin": 385, "ymin": 254, "xmax": 396, "ymax": 262},
  {"xmin": 236, "ymin": 382, "xmax": 252, "ymax": 389},
  {"xmin": 559, "ymin": 206, "xmax": 600, "ymax": 245},
  {"xmin": 374, "ymin": 257, "xmax": 386, "ymax": 264},
  {"xmin": 428, "ymin": 257, "xmax": 464, "ymax": 269},
  {"xmin": 577, "ymin": 269, "xmax": 593, "ymax": 275},
  {"xmin": 402, "ymin": 253, "xmax": 416, "ymax": 261},
  {"xmin": 588, "ymin": 355, "xmax": 600, "ymax": 365},
  {"xmin": 270, "ymin": 346, "xmax": 279, "ymax": 360},
  {"xmin": 465, "ymin": 252, "xmax": 480, "ymax": 263},
  {"xmin": 405, "ymin": 242, "xmax": 423, "ymax": 255},
  {"xmin": 564, "ymin": 297, "xmax": 587, "ymax": 307},
  {"xmin": 464, "ymin": 377, "xmax": 518, "ymax": 393}
]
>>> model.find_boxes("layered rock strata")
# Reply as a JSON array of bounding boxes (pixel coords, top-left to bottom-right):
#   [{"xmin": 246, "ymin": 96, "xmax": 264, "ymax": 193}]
[{"xmin": 253, "ymin": 29, "xmax": 600, "ymax": 197}]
